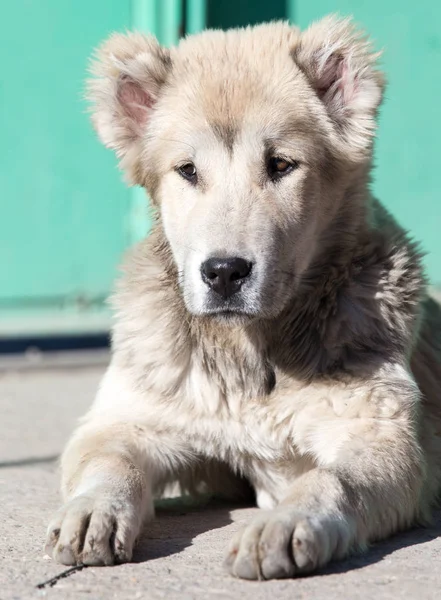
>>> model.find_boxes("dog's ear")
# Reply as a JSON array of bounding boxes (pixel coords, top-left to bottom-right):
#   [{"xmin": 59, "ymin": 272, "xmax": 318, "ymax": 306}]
[
  {"xmin": 293, "ymin": 15, "xmax": 385, "ymax": 157},
  {"xmin": 87, "ymin": 32, "xmax": 171, "ymax": 180}
]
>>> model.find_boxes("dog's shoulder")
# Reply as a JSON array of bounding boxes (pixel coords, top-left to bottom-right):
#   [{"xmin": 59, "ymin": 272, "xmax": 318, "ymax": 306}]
[
  {"xmin": 109, "ymin": 224, "xmax": 193, "ymax": 392},
  {"xmin": 273, "ymin": 198, "xmax": 427, "ymax": 379}
]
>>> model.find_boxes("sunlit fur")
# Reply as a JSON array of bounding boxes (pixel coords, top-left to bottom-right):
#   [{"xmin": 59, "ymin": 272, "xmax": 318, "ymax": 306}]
[{"xmin": 45, "ymin": 17, "xmax": 441, "ymax": 580}]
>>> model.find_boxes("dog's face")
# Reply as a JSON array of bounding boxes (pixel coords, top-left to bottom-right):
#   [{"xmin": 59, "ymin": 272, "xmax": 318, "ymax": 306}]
[{"xmin": 89, "ymin": 18, "xmax": 383, "ymax": 320}]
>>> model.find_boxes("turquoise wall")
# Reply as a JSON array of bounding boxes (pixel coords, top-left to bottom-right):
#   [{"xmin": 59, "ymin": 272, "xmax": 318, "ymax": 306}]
[
  {"xmin": 0, "ymin": 1, "xmax": 181, "ymax": 336},
  {"xmin": 1, "ymin": 1, "xmax": 439, "ymax": 336}
]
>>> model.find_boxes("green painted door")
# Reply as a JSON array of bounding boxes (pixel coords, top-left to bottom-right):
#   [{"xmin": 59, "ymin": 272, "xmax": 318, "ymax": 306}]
[
  {"xmin": 2, "ymin": 1, "xmax": 439, "ymax": 338},
  {"xmin": 0, "ymin": 0, "xmax": 182, "ymax": 337},
  {"xmin": 0, "ymin": 1, "xmax": 132, "ymax": 336}
]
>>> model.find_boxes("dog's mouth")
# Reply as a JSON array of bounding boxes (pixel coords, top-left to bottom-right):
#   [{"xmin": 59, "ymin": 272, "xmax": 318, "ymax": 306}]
[
  {"xmin": 202, "ymin": 308, "xmax": 256, "ymax": 325},
  {"xmin": 204, "ymin": 307, "xmax": 253, "ymax": 316},
  {"xmin": 199, "ymin": 292, "xmax": 258, "ymax": 319},
  {"xmin": 201, "ymin": 292, "xmax": 258, "ymax": 319}
]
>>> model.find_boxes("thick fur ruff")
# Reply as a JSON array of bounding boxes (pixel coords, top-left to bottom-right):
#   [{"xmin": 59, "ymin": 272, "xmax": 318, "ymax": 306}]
[{"xmin": 46, "ymin": 17, "xmax": 441, "ymax": 579}]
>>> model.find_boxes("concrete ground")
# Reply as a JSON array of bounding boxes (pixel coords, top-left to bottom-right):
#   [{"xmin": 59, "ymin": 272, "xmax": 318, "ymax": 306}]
[{"xmin": 1, "ymin": 354, "xmax": 441, "ymax": 600}]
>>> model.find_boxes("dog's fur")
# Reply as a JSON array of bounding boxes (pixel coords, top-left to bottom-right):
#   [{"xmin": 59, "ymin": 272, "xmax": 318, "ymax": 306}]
[{"xmin": 45, "ymin": 16, "xmax": 441, "ymax": 579}]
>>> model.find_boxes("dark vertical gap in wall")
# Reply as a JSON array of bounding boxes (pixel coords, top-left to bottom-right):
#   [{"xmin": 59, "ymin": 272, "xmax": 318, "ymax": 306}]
[
  {"xmin": 181, "ymin": 0, "xmax": 188, "ymax": 37},
  {"xmin": 206, "ymin": 0, "xmax": 287, "ymax": 30}
]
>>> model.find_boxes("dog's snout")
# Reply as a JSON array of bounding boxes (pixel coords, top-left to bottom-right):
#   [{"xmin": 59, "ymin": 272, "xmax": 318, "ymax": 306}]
[{"xmin": 201, "ymin": 257, "xmax": 252, "ymax": 299}]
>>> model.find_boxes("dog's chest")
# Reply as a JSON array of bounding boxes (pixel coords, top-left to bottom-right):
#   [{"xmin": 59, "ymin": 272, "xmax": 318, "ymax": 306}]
[
  {"xmin": 178, "ymin": 379, "xmax": 320, "ymax": 507},
  {"xmin": 170, "ymin": 361, "xmax": 307, "ymax": 466},
  {"xmin": 184, "ymin": 402, "xmax": 288, "ymax": 460}
]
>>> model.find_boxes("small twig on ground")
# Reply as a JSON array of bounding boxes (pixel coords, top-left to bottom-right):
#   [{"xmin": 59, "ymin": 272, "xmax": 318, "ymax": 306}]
[{"xmin": 36, "ymin": 565, "xmax": 86, "ymax": 589}]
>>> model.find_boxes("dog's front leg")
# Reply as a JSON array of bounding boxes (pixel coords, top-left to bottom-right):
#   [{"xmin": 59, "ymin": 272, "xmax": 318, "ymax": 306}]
[
  {"xmin": 226, "ymin": 363, "xmax": 427, "ymax": 579},
  {"xmin": 45, "ymin": 364, "xmax": 189, "ymax": 566}
]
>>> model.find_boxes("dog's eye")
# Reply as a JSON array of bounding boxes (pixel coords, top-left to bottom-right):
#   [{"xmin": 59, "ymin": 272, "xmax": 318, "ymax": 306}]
[
  {"xmin": 178, "ymin": 162, "xmax": 197, "ymax": 182},
  {"xmin": 267, "ymin": 157, "xmax": 298, "ymax": 180}
]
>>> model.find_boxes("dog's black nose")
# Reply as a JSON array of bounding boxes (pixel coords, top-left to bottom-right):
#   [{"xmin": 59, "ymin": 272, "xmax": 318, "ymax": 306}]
[{"xmin": 201, "ymin": 257, "xmax": 252, "ymax": 299}]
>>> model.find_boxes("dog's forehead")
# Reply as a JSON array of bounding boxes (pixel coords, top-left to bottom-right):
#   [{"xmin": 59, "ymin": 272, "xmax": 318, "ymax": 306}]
[{"xmin": 166, "ymin": 23, "xmax": 313, "ymax": 148}]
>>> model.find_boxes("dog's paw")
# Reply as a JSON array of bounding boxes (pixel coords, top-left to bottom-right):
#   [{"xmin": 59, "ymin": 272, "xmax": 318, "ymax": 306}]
[
  {"xmin": 225, "ymin": 507, "xmax": 347, "ymax": 580},
  {"xmin": 45, "ymin": 493, "xmax": 140, "ymax": 566}
]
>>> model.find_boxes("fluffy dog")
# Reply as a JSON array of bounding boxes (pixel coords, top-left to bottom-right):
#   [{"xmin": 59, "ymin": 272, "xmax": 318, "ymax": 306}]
[{"xmin": 45, "ymin": 16, "xmax": 441, "ymax": 579}]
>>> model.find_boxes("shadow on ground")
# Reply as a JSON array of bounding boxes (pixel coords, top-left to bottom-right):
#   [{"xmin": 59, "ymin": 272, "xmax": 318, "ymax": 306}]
[
  {"xmin": 133, "ymin": 497, "xmax": 240, "ymax": 563},
  {"xmin": 319, "ymin": 509, "xmax": 441, "ymax": 576},
  {"xmin": 0, "ymin": 454, "xmax": 59, "ymax": 468},
  {"xmin": 134, "ymin": 499, "xmax": 441, "ymax": 575}
]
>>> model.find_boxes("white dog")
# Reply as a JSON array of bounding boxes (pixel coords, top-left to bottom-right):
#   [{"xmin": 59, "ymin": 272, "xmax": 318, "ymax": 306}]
[{"xmin": 45, "ymin": 16, "xmax": 441, "ymax": 579}]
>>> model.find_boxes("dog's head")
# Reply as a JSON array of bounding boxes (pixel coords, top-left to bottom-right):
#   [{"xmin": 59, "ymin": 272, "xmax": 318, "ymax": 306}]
[{"xmin": 88, "ymin": 16, "xmax": 384, "ymax": 321}]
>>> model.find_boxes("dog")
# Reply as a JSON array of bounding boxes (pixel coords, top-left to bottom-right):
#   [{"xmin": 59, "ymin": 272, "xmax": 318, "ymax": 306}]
[{"xmin": 45, "ymin": 15, "xmax": 441, "ymax": 579}]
